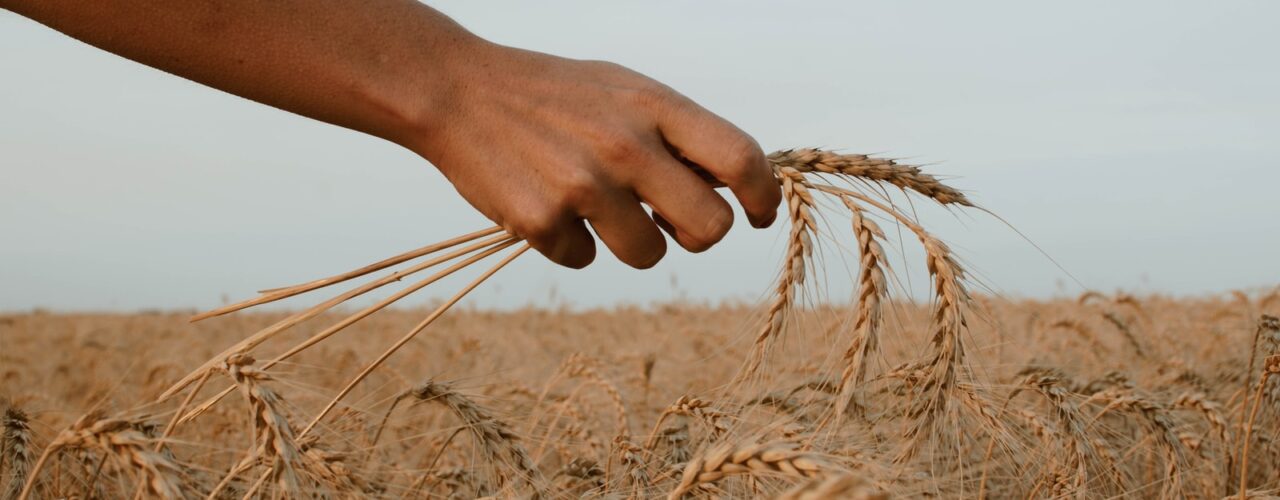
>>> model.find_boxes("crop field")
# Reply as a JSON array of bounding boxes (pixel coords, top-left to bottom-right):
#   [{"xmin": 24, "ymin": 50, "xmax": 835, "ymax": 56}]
[{"xmin": 1, "ymin": 150, "xmax": 1278, "ymax": 498}]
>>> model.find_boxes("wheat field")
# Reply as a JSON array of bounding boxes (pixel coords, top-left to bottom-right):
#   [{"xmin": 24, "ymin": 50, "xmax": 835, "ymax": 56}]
[{"xmin": 1, "ymin": 150, "xmax": 1278, "ymax": 499}]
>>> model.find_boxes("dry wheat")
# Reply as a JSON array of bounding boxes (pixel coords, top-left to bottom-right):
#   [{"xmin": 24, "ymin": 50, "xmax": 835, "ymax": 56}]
[{"xmin": 668, "ymin": 440, "xmax": 833, "ymax": 499}]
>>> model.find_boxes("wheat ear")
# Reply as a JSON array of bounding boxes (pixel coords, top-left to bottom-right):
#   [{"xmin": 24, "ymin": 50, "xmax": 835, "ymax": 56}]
[
  {"xmin": 767, "ymin": 148, "xmax": 972, "ymax": 206},
  {"xmin": 645, "ymin": 395, "xmax": 730, "ymax": 449},
  {"xmin": 2, "ymin": 408, "xmax": 35, "ymax": 500},
  {"xmin": 397, "ymin": 380, "xmax": 544, "ymax": 494},
  {"xmin": 614, "ymin": 435, "xmax": 649, "ymax": 496},
  {"xmin": 19, "ymin": 413, "xmax": 187, "ymax": 500},
  {"xmin": 1015, "ymin": 373, "xmax": 1098, "ymax": 497},
  {"xmin": 1089, "ymin": 388, "xmax": 1189, "ymax": 499},
  {"xmin": 740, "ymin": 166, "xmax": 816, "ymax": 380},
  {"xmin": 1173, "ymin": 392, "xmax": 1231, "ymax": 489},
  {"xmin": 777, "ymin": 473, "xmax": 886, "ymax": 500},
  {"xmin": 815, "ymin": 185, "xmax": 972, "ymax": 459},
  {"xmin": 560, "ymin": 353, "xmax": 631, "ymax": 438},
  {"xmin": 668, "ymin": 440, "xmax": 832, "ymax": 499},
  {"xmin": 206, "ymin": 354, "xmax": 306, "ymax": 499},
  {"xmin": 834, "ymin": 197, "xmax": 889, "ymax": 422}
]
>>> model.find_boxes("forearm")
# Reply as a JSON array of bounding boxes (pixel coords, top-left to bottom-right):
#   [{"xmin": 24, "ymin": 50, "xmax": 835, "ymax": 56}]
[{"xmin": 2, "ymin": 0, "xmax": 479, "ymax": 147}]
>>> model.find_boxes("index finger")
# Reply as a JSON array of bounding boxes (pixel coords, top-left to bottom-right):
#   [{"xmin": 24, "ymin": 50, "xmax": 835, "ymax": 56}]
[{"xmin": 651, "ymin": 92, "xmax": 780, "ymax": 228}]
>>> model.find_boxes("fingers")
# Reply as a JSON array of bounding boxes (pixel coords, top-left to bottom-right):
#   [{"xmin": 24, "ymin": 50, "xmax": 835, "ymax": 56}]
[
  {"xmin": 515, "ymin": 214, "xmax": 596, "ymax": 269},
  {"xmin": 508, "ymin": 169, "xmax": 665, "ymax": 269},
  {"xmin": 647, "ymin": 90, "xmax": 781, "ymax": 228},
  {"xmin": 635, "ymin": 155, "xmax": 734, "ymax": 252},
  {"xmin": 583, "ymin": 188, "xmax": 667, "ymax": 269},
  {"xmin": 506, "ymin": 85, "xmax": 777, "ymax": 270}
]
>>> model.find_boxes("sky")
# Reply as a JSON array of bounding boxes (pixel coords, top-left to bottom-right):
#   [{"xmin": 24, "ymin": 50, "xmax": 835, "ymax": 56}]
[{"xmin": 1, "ymin": 1, "xmax": 1277, "ymax": 312}]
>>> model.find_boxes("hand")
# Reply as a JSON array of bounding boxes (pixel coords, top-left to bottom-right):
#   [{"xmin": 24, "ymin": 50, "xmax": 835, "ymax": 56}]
[
  {"xmin": 406, "ymin": 43, "xmax": 781, "ymax": 269},
  {"xmin": 2, "ymin": 0, "xmax": 778, "ymax": 270}
]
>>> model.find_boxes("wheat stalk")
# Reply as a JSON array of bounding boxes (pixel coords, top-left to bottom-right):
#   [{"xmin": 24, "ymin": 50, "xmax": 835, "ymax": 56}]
[
  {"xmin": 1239, "ymin": 354, "xmax": 1279, "ymax": 498},
  {"xmin": 209, "ymin": 243, "xmax": 532, "ymax": 497},
  {"xmin": 1243, "ymin": 315, "xmax": 1280, "ymax": 397},
  {"xmin": 169, "ymin": 149, "xmax": 973, "ymax": 418},
  {"xmin": 300, "ymin": 243, "xmax": 529, "ymax": 438},
  {"xmin": 117, "ymin": 148, "xmax": 985, "ymax": 498},
  {"xmin": 190, "ymin": 226, "xmax": 503, "ymax": 322},
  {"xmin": 160, "ymin": 232, "xmax": 516, "ymax": 403}
]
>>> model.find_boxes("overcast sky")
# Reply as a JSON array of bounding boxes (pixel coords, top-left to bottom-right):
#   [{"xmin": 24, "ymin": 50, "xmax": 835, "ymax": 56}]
[{"xmin": 2, "ymin": 1, "xmax": 1277, "ymax": 312}]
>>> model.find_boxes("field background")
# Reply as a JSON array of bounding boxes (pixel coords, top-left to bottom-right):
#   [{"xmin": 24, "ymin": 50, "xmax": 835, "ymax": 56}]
[{"xmin": 2, "ymin": 290, "xmax": 1277, "ymax": 498}]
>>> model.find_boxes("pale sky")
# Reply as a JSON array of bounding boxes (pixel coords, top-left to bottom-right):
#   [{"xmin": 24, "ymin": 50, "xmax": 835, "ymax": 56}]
[{"xmin": 2, "ymin": 1, "xmax": 1277, "ymax": 312}]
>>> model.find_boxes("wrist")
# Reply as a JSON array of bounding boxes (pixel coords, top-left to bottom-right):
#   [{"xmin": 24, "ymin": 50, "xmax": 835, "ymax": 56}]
[{"xmin": 386, "ymin": 30, "xmax": 498, "ymax": 164}]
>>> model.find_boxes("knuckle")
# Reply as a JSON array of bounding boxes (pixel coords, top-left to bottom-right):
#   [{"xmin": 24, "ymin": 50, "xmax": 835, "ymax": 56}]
[
  {"xmin": 595, "ymin": 132, "xmax": 647, "ymax": 166},
  {"xmin": 585, "ymin": 59, "xmax": 628, "ymax": 74},
  {"xmin": 554, "ymin": 168, "xmax": 602, "ymax": 211},
  {"xmin": 630, "ymin": 83, "xmax": 678, "ymax": 110},
  {"xmin": 719, "ymin": 134, "xmax": 766, "ymax": 186},
  {"xmin": 511, "ymin": 207, "xmax": 561, "ymax": 242}
]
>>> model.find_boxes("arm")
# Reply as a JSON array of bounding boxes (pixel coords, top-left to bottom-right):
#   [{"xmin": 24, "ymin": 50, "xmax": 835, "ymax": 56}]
[{"xmin": 2, "ymin": 0, "xmax": 780, "ymax": 269}]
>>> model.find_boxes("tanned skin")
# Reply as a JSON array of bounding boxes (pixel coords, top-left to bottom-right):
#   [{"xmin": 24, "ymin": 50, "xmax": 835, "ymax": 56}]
[{"xmin": 2, "ymin": 1, "xmax": 781, "ymax": 269}]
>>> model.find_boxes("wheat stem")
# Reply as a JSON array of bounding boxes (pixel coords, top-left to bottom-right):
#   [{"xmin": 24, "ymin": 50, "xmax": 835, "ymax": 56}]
[
  {"xmin": 171, "ymin": 237, "xmax": 519, "ymax": 425},
  {"xmin": 190, "ymin": 225, "xmax": 502, "ymax": 321},
  {"xmin": 299, "ymin": 243, "xmax": 529, "ymax": 438},
  {"xmin": 160, "ymin": 232, "xmax": 514, "ymax": 401}
]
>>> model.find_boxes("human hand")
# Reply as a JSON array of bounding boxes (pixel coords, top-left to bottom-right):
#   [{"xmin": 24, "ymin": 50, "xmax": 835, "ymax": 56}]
[
  {"xmin": 2, "ymin": 1, "xmax": 777, "ymax": 269},
  {"xmin": 404, "ymin": 42, "xmax": 781, "ymax": 269}
]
